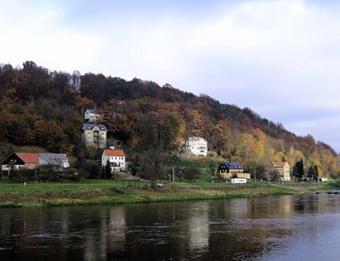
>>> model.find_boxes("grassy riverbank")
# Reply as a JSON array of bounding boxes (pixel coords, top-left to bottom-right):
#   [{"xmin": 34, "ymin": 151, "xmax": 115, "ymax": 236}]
[{"xmin": 0, "ymin": 179, "xmax": 325, "ymax": 208}]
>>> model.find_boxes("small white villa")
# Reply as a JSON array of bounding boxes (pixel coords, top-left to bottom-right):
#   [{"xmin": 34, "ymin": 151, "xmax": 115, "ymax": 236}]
[
  {"xmin": 102, "ymin": 147, "xmax": 126, "ymax": 173},
  {"xmin": 186, "ymin": 137, "xmax": 208, "ymax": 157},
  {"xmin": 84, "ymin": 108, "xmax": 101, "ymax": 123}
]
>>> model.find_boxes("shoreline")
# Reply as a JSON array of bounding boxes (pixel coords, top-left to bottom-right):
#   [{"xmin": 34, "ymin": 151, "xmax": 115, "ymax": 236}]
[{"xmin": 0, "ymin": 181, "xmax": 318, "ymax": 208}]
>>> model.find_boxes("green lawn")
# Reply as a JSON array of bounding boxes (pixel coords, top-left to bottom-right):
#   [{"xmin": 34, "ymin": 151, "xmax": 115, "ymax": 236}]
[{"xmin": 0, "ymin": 179, "xmax": 306, "ymax": 208}]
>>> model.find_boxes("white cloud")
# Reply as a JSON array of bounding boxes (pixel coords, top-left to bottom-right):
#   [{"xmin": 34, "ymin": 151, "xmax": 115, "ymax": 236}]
[
  {"xmin": 0, "ymin": 0, "xmax": 106, "ymax": 72},
  {"xmin": 1, "ymin": 0, "xmax": 340, "ymax": 150}
]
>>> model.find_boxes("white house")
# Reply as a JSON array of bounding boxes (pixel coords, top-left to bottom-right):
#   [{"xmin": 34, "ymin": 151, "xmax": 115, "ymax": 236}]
[
  {"xmin": 102, "ymin": 147, "xmax": 126, "ymax": 173},
  {"xmin": 186, "ymin": 137, "xmax": 208, "ymax": 157},
  {"xmin": 84, "ymin": 109, "xmax": 101, "ymax": 123},
  {"xmin": 38, "ymin": 153, "xmax": 70, "ymax": 169}
]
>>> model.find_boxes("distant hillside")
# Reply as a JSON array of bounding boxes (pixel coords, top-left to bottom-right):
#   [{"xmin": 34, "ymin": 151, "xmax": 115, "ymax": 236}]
[{"xmin": 0, "ymin": 61, "xmax": 339, "ymax": 177}]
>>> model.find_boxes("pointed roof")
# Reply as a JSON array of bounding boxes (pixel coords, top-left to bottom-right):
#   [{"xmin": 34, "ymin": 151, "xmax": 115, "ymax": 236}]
[
  {"xmin": 219, "ymin": 162, "xmax": 243, "ymax": 169},
  {"xmin": 272, "ymin": 162, "xmax": 289, "ymax": 168},
  {"xmin": 16, "ymin": 153, "xmax": 39, "ymax": 164},
  {"xmin": 103, "ymin": 149, "xmax": 125, "ymax": 157}
]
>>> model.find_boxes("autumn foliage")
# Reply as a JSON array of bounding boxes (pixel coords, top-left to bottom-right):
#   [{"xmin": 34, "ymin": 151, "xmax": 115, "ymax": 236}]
[{"xmin": 0, "ymin": 61, "xmax": 339, "ymax": 177}]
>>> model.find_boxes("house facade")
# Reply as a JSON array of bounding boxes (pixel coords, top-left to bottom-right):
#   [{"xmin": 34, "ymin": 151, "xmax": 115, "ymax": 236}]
[
  {"xmin": 218, "ymin": 162, "xmax": 251, "ymax": 180},
  {"xmin": 272, "ymin": 161, "xmax": 291, "ymax": 181},
  {"xmin": 1, "ymin": 153, "xmax": 39, "ymax": 171},
  {"xmin": 82, "ymin": 123, "xmax": 107, "ymax": 148},
  {"xmin": 1, "ymin": 152, "xmax": 70, "ymax": 172},
  {"xmin": 84, "ymin": 109, "xmax": 101, "ymax": 123},
  {"xmin": 186, "ymin": 137, "xmax": 208, "ymax": 157},
  {"xmin": 102, "ymin": 148, "xmax": 126, "ymax": 173},
  {"xmin": 38, "ymin": 153, "xmax": 70, "ymax": 169}
]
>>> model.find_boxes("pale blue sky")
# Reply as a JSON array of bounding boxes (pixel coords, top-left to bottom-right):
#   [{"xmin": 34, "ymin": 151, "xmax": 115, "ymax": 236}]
[{"xmin": 1, "ymin": 0, "xmax": 340, "ymax": 151}]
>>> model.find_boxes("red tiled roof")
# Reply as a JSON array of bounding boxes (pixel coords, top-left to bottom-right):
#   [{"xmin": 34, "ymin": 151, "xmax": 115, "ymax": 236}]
[
  {"xmin": 17, "ymin": 153, "xmax": 39, "ymax": 164},
  {"xmin": 103, "ymin": 149, "xmax": 125, "ymax": 157},
  {"xmin": 272, "ymin": 162, "xmax": 287, "ymax": 168}
]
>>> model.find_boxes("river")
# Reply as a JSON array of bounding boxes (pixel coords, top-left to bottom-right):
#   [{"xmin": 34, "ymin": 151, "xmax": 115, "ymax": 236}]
[{"xmin": 1, "ymin": 194, "xmax": 340, "ymax": 260}]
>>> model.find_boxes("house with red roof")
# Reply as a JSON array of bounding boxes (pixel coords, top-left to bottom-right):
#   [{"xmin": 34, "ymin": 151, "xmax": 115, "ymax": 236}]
[
  {"xmin": 1, "ymin": 153, "xmax": 39, "ymax": 171},
  {"xmin": 1, "ymin": 152, "xmax": 70, "ymax": 172},
  {"xmin": 102, "ymin": 147, "xmax": 126, "ymax": 173},
  {"xmin": 271, "ymin": 161, "xmax": 291, "ymax": 181}
]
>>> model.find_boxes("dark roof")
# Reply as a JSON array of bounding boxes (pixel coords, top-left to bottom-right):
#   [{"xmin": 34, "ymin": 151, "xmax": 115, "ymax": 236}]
[
  {"xmin": 82, "ymin": 123, "xmax": 107, "ymax": 131},
  {"xmin": 219, "ymin": 162, "xmax": 243, "ymax": 169}
]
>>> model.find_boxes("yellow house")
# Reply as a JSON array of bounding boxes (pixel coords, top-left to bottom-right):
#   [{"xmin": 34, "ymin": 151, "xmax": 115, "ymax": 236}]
[
  {"xmin": 218, "ymin": 162, "xmax": 251, "ymax": 180},
  {"xmin": 219, "ymin": 172, "xmax": 251, "ymax": 180}
]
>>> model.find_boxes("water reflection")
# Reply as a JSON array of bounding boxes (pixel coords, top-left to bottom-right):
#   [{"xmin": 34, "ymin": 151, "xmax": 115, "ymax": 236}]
[
  {"xmin": 1, "ymin": 194, "xmax": 340, "ymax": 260},
  {"xmin": 188, "ymin": 202, "xmax": 209, "ymax": 252}
]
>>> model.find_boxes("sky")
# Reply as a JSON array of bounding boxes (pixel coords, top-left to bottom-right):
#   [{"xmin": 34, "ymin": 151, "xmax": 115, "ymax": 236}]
[{"xmin": 1, "ymin": 0, "xmax": 340, "ymax": 151}]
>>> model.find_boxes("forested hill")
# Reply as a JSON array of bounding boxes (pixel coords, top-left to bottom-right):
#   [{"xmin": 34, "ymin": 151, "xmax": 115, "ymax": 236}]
[{"xmin": 0, "ymin": 61, "xmax": 339, "ymax": 176}]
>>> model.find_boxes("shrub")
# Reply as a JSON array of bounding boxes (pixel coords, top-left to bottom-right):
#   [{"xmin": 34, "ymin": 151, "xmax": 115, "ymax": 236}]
[
  {"xmin": 6, "ymin": 166, "xmax": 79, "ymax": 182},
  {"xmin": 183, "ymin": 167, "xmax": 201, "ymax": 183},
  {"xmin": 78, "ymin": 160, "xmax": 101, "ymax": 179}
]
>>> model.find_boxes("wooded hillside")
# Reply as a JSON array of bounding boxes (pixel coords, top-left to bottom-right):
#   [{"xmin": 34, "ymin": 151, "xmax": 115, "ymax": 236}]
[{"xmin": 0, "ymin": 61, "xmax": 339, "ymax": 177}]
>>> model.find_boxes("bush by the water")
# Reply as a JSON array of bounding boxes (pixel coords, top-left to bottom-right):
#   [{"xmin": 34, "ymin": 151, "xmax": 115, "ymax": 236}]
[{"xmin": 2, "ymin": 166, "xmax": 79, "ymax": 182}]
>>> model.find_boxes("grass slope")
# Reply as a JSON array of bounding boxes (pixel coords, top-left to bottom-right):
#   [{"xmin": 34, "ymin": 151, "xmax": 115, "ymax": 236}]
[{"xmin": 0, "ymin": 179, "xmax": 315, "ymax": 208}]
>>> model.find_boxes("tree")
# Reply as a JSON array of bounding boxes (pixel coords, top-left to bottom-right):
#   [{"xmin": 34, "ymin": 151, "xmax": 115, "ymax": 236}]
[
  {"xmin": 314, "ymin": 165, "xmax": 319, "ymax": 181},
  {"xmin": 183, "ymin": 167, "xmax": 200, "ymax": 183},
  {"xmin": 137, "ymin": 150, "xmax": 165, "ymax": 188},
  {"xmin": 267, "ymin": 169, "xmax": 280, "ymax": 182},
  {"xmin": 293, "ymin": 159, "xmax": 304, "ymax": 181},
  {"xmin": 208, "ymin": 160, "xmax": 216, "ymax": 176},
  {"xmin": 308, "ymin": 165, "xmax": 319, "ymax": 181},
  {"xmin": 105, "ymin": 159, "xmax": 112, "ymax": 179}
]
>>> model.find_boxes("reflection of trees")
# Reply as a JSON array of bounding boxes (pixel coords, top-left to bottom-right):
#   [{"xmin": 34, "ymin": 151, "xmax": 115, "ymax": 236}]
[
  {"xmin": 0, "ymin": 195, "xmax": 338, "ymax": 260},
  {"xmin": 0, "ymin": 206, "xmax": 128, "ymax": 260},
  {"xmin": 204, "ymin": 198, "xmax": 267, "ymax": 260},
  {"xmin": 227, "ymin": 198, "xmax": 251, "ymax": 219}
]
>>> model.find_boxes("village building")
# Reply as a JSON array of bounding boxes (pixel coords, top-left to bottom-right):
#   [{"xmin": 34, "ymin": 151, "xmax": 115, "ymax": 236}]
[
  {"xmin": 271, "ymin": 161, "xmax": 291, "ymax": 181},
  {"xmin": 185, "ymin": 137, "xmax": 208, "ymax": 157},
  {"xmin": 38, "ymin": 153, "xmax": 70, "ymax": 169},
  {"xmin": 82, "ymin": 123, "xmax": 107, "ymax": 149},
  {"xmin": 218, "ymin": 162, "xmax": 251, "ymax": 180},
  {"xmin": 102, "ymin": 147, "xmax": 126, "ymax": 173},
  {"xmin": 1, "ymin": 152, "xmax": 70, "ymax": 172},
  {"xmin": 84, "ymin": 108, "xmax": 101, "ymax": 123},
  {"xmin": 1, "ymin": 153, "xmax": 39, "ymax": 171}
]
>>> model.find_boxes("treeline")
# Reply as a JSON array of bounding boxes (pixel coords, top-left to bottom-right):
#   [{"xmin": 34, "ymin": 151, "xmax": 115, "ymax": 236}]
[{"xmin": 0, "ymin": 61, "xmax": 339, "ymax": 177}]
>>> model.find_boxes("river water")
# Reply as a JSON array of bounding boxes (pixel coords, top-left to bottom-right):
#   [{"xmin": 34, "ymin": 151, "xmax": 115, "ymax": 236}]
[{"xmin": 1, "ymin": 194, "xmax": 340, "ymax": 260}]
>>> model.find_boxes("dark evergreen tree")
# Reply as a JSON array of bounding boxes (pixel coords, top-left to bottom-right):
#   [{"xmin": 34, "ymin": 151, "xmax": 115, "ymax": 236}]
[
  {"xmin": 293, "ymin": 159, "xmax": 304, "ymax": 180},
  {"xmin": 105, "ymin": 159, "xmax": 111, "ymax": 179},
  {"xmin": 314, "ymin": 165, "xmax": 319, "ymax": 181},
  {"xmin": 308, "ymin": 166, "xmax": 315, "ymax": 180}
]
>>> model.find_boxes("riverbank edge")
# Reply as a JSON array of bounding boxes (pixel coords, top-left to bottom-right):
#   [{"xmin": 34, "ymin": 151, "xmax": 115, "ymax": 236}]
[{"xmin": 0, "ymin": 184, "xmax": 310, "ymax": 208}]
